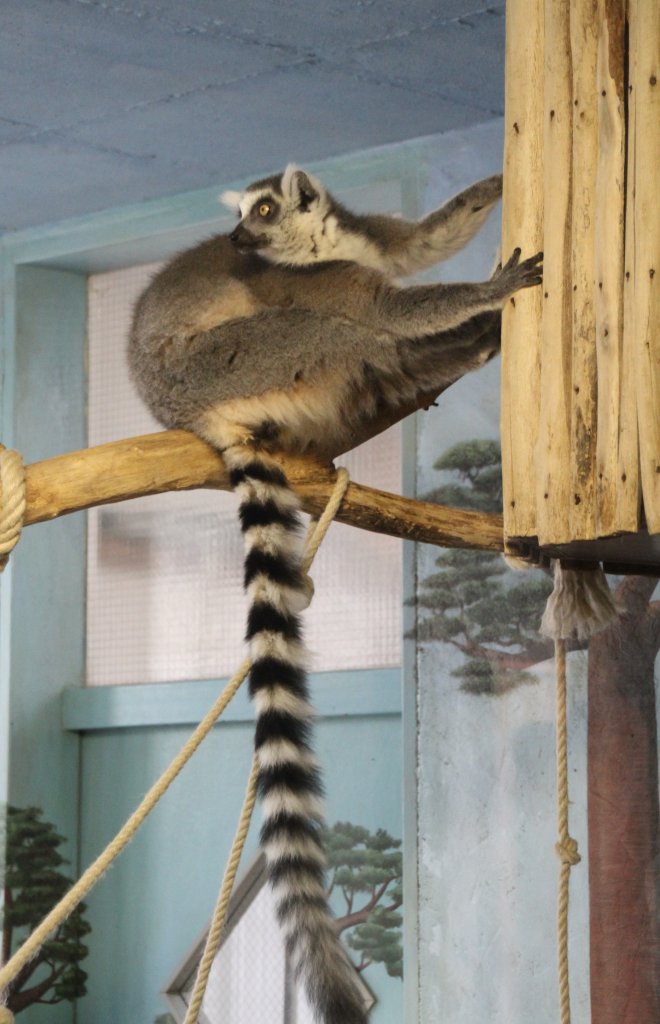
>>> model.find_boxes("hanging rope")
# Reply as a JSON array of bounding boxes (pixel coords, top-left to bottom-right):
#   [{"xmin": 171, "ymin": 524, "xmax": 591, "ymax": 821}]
[
  {"xmin": 553, "ymin": 637, "xmax": 581, "ymax": 1024},
  {"xmin": 0, "ymin": 446, "xmax": 26, "ymax": 571},
  {"xmin": 182, "ymin": 466, "xmax": 351, "ymax": 1024},
  {"xmin": 0, "ymin": 467, "xmax": 350, "ymax": 1019},
  {"xmin": 540, "ymin": 560, "xmax": 616, "ymax": 1024},
  {"xmin": 183, "ymin": 757, "xmax": 260, "ymax": 1024}
]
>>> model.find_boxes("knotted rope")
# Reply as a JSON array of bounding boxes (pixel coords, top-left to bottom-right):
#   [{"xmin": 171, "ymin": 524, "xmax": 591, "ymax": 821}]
[
  {"xmin": 540, "ymin": 560, "xmax": 616, "ymax": 1024},
  {"xmin": 0, "ymin": 467, "xmax": 351, "ymax": 1021},
  {"xmin": 0, "ymin": 446, "xmax": 26, "ymax": 571}
]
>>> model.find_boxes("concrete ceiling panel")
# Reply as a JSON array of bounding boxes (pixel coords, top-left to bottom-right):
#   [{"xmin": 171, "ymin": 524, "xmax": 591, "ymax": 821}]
[{"xmin": 0, "ymin": 1, "xmax": 506, "ymax": 233}]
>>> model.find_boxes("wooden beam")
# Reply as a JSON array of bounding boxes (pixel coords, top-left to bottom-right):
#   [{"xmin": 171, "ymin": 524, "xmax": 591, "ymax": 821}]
[
  {"xmin": 628, "ymin": 0, "xmax": 660, "ymax": 533},
  {"xmin": 23, "ymin": 429, "xmax": 505, "ymax": 553},
  {"xmin": 500, "ymin": 0, "xmax": 544, "ymax": 541},
  {"xmin": 537, "ymin": 0, "xmax": 573, "ymax": 545}
]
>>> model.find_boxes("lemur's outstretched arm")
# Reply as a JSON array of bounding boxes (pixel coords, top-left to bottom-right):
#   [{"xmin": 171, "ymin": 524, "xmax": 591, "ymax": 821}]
[
  {"xmin": 353, "ymin": 174, "xmax": 503, "ymax": 277},
  {"xmin": 220, "ymin": 167, "xmax": 502, "ymax": 276}
]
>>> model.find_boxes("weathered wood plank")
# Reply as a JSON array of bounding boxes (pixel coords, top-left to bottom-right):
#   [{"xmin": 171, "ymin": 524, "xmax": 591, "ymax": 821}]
[
  {"xmin": 536, "ymin": 0, "xmax": 574, "ymax": 545},
  {"xmin": 594, "ymin": 0, "xmax": 638, "ymax": 536},
  {"xmin": 627, "ymin": 0, "xmax": 660, "ymax": 533},
  {"xmin": 569, "ymin": 0, "xmax": 599, "ymax": 538},
  {"xmin": 501, "ymin": 0, "xmax": 544, "ymax": 542}
]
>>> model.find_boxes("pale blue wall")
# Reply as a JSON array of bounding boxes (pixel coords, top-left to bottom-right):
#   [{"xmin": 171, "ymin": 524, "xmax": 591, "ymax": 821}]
[
  {"xmin": 0, "ymin": 266, "xmax": 87, "ymax": 1024},
  {"xmin": 73, "ymin": 677, "xmax": 402, "ymax": 1023}
]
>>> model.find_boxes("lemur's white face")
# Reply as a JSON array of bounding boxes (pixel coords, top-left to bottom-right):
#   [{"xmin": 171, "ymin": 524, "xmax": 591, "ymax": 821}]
[{"xmin": 220, "ymin": 166, "xmax": 330, "ymax": 265}]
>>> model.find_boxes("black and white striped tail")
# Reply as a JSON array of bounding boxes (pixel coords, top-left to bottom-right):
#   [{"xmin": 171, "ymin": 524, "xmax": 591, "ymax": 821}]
[{"xmin": 226, "ymin": 446, "xmax": 367, "ymax": 1024}]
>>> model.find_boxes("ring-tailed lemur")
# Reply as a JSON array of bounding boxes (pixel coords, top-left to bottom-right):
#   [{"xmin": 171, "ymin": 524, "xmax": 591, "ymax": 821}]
[{"xmin": 128, "ymin": 165, "xmax": 542, "ymax": 1024}]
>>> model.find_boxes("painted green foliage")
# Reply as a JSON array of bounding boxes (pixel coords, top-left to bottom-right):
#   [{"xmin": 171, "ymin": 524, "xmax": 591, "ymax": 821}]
[
  {"xmin": 1, "ymin": 806, "xmax": 91, "ymax": 1014},
  {"xmin": 415, "ymin": 439, "xmax": 553, "ymax": 695},
  {"xmin": 322, "ymin": 822, "xmax": 403, "ymax": 979}
]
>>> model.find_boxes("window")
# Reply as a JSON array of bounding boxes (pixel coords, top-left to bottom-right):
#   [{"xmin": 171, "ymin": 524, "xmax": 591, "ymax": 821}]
[{"xmin": 86, "ymin": 264, "xmax": 402, "ymax": 686}]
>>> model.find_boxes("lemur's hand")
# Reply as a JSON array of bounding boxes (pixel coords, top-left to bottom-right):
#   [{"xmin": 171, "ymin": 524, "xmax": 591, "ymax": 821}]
[{"xmin": 490, "ymin": 248, "xmax": 543, "ymax": 299}]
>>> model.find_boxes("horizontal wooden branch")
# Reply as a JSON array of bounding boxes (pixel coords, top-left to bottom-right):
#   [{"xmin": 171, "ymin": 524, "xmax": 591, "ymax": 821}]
[{"xmin": 24, "ymin": 429, "xmax": 504, "ymax": 552}]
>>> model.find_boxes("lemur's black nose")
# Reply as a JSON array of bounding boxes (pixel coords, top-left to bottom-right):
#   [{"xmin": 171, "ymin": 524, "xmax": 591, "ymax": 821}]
[{"xmin": 229, "ymin": 229, "xmax": 240, "ymax": 243}]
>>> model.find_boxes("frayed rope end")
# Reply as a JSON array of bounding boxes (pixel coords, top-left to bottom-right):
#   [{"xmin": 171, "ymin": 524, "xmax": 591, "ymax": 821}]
[{"xmin": 540, "ymin": 561, "xmax": 617, "ymax": 641}]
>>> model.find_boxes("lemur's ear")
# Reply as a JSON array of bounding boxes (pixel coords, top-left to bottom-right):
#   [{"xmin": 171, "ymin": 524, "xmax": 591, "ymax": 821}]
[
  {"xmin": 283, "ymin": 165, "xmax": 323, "ymax": 210},
  {"xmin": 219, "ymin": 190, "xmax": 243, "ymax": 214}
]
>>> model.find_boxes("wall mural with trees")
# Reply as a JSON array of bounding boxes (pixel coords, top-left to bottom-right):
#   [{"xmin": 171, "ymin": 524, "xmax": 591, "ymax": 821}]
[
  {"xmin": 322, "ymin": 822, "xmax": 402, "ymax": 981},
  {"xmin": 413, "ymin": 374, "xmax": 659, "ymax": 1023},
  {"xmin": 1, "ymin": 806, "xmax": 90, "ymax": 1015}
]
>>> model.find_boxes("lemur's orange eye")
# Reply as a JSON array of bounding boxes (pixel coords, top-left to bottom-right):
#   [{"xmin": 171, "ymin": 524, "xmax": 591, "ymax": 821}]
[{"xmin": 258, "ymin": 202, "xmax": 271, "ymax": 217}]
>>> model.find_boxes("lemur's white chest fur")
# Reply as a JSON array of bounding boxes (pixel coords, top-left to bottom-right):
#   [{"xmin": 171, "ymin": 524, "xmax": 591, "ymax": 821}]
[{"xmin": 246, "ymin": 190, "xmax": 383, "ymax": 268}]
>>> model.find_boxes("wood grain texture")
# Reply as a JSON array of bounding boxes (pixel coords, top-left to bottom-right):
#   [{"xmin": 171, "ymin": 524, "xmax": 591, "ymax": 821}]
[
  {"xmin": 503, "ymin": 0, "xmax": 655, "ymax": 553},
  {"xmin": 501, "ymin": 0, "xmax": 544, "ymax": 540},
  {"xmin": 569, "ymin": 0, "xmax": 599, "ymax": 539},
  {"xmin": 23, "ymin": 430, "xmax": 505, "ymax": 552},
  {"xmin": 627, "ymin": 0, "xmax": 660, "ymax": 533},
  {"xmin": 594, "ymin": 0, "xmax": 637, "ymax": 537},
  {"xmin": 536, "ymin": 0, "xmax": 574, "ymax": 545}
]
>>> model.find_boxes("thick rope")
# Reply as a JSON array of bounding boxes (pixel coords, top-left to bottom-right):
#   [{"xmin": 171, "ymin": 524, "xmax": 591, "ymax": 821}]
[
  {"xmin": 0, "ymin": 466, "xmax": 349, "ymax": 1018},
  {"xmin": 303, "ymin": 466, "xmax": 350, "ymax": 572},
  {"xmin": 182, "ymin": 467, "xmax": 350, "ymax": 1024},
  {"xmin": 0, "ymin": 446, "xmax": 26, "ymax": 572},
  {"xmin": 553, "ymin": 638, "xmax": 581, "ymax": 1024},
  {"xmin": 183, "ymin": 756, "xmax": 260, "ymax": 1024},
  {"xmin": 540, "ymin": 560, "xmax": 615, "ymax": 1024}
]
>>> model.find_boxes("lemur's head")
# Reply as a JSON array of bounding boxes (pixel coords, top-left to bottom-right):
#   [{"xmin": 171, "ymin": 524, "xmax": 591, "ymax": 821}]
[{"xmin": 221, "ymin": 165, "xmax": 330, "ymax": 265}]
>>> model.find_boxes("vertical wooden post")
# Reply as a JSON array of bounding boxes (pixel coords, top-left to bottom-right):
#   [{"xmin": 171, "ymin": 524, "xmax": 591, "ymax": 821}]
[
  {"xmin": 501, "ymin": 0, "xmax": 544, "ymax": 544},
  {"xmin": 502, "ymin": 0, "xmax": 656, "ymax": 550},
  {"xmin": 537, "ymin": 0, "xmax": 574, "ymax": 544},
  {"xmin": 594, "ymin": 0, "xmax": 635, "ymax": 537},
  {"xmin": 569, "ymin": 0, "xmax": 599, "ymax": 539},
  {"xmin": 627, "ymin": 0, "xmax": 660, "ymax": 533}
]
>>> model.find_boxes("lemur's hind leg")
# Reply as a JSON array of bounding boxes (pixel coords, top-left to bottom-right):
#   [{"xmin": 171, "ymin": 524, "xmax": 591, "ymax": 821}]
[{"xmin": 395, "ymin": 311, "xmax": 502, "ymax": 396}]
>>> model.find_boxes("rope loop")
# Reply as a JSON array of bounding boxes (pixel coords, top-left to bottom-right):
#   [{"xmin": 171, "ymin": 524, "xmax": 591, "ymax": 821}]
[
  {"xmin": 0, "ymin": 445, "xmax": 27, "ymax": 571},
  {"xmin": 303, "ymin": 466, "xmax": 350, "ymax": 572}
]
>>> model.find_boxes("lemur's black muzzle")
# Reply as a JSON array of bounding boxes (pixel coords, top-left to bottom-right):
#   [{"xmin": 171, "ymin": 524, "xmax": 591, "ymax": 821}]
[{"xmin": 229, "ymin": 224, "xmax": 262, "ymax": 250}]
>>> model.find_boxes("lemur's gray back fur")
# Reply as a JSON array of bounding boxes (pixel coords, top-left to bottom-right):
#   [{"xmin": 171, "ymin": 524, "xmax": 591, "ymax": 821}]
[{"xmin": 128, "ymin": 165, "xmax": 542, "ymax": 1024}]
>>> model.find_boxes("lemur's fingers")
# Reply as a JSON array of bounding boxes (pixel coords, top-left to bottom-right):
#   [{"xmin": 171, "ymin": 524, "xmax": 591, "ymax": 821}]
[
  {"xmin": 494, "ymin": 249, "xmax": 543, "ymax": 298},
  {"xmin": 501, "ymin": 246, "xmax": 522, "ymax": 271},
  {"xmin": 517, "ymin": 250, "xmax": 544, "ymax": 287}
]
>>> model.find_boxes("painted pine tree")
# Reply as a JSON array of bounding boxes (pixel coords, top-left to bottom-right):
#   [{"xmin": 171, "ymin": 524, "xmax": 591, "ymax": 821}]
[
  {"xmin": 2, "ymin": 806, "xmax": 90, "ymax": 1014},
  {"xmin": 415, "ymin": 439, "xmax": 553, "ymax": 695},
  {"xmin": 321, "ymin": 822, "xmax": 402, "ymax": 979}
]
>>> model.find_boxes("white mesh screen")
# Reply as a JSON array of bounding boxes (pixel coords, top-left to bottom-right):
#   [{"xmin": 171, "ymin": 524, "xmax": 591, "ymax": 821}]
[
  {"xmin": 180, "ymin": 876, "xmax": 319, "ymax": 1024},
  {"xmin": 184, "ymin": 883, "xmax": 288, "ymax": 1023},
  {"xmin": 86, "ymin": 263, "xmax": 401, "ymax": 686}
]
